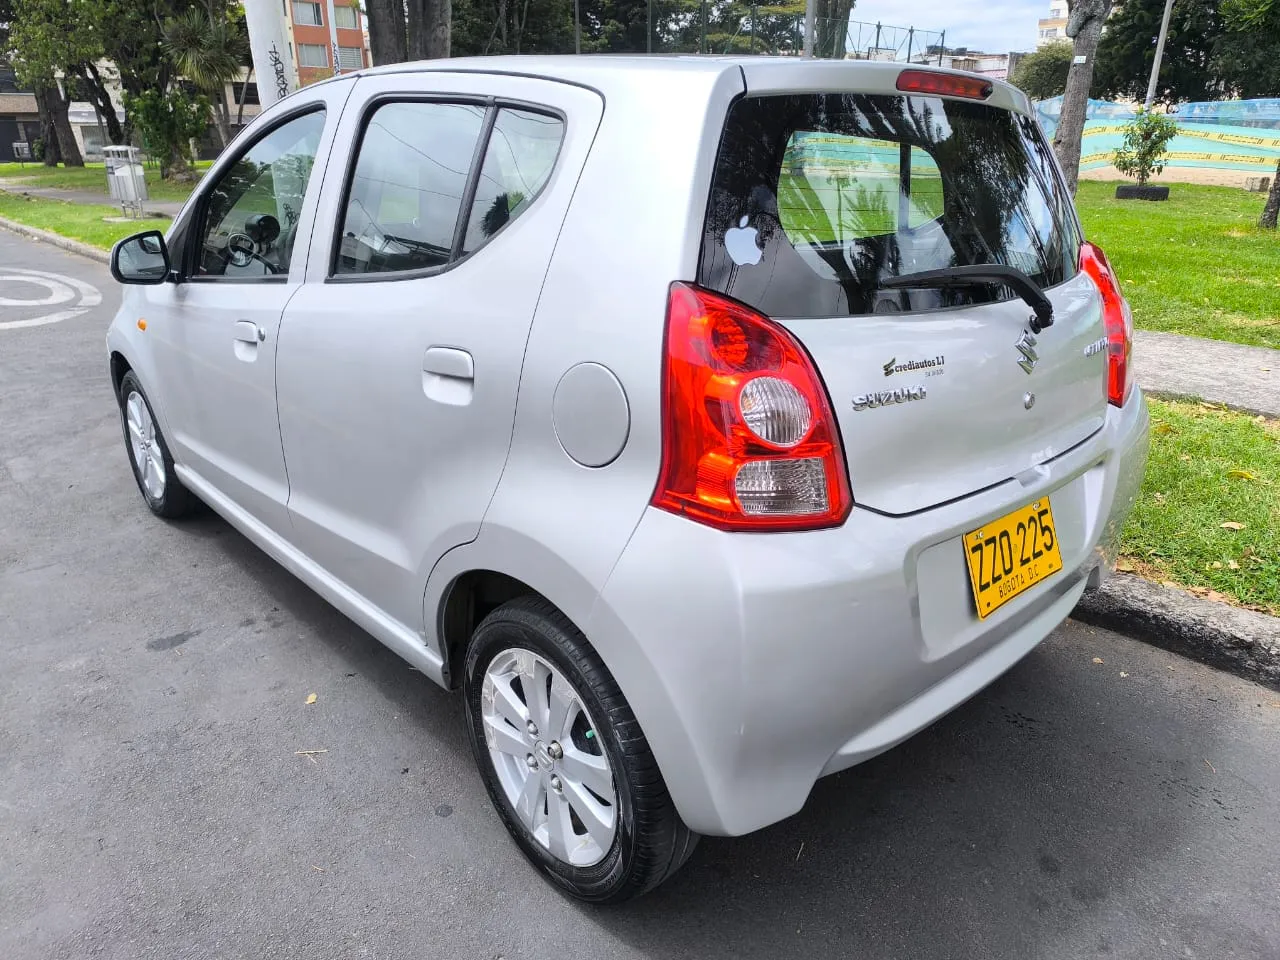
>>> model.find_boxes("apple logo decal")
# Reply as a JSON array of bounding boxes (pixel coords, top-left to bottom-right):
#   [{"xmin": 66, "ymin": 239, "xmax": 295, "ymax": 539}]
[{"xmin": 724, "ymin": 215, "xmax": 762, "ymax": 266}]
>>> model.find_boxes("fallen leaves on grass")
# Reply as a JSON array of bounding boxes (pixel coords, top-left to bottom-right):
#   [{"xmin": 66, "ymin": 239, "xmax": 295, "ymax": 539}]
[
  {"xmin": 1220, "ymin": 521, "xmax": 1246, "ymax": 530},
  {"xmin": 1153, "ymin": 422, "xmax": 1174, "ymax": 435},
  {"xmin": 1227, "ymin": 469, "xmax": 1258, "ymax": 481}
]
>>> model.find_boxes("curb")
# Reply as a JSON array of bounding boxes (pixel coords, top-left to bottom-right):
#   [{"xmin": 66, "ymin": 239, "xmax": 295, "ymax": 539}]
[
  {"xmin": 1144, "ymin": 388, "xmax": 1279, "ymax": 422},
  {"xmin": 0, "ymin": 215, "xmax": 110, "ymax": 264},
  {"xmin": 1073, "ymin": 572, "xmax": 1280, "ymax": 690}
]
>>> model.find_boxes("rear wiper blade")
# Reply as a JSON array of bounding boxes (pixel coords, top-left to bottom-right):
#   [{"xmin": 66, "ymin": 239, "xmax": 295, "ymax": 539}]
[{"xmin": 880, "ymin": 264, "xmax": 1055, "ymax": 333}]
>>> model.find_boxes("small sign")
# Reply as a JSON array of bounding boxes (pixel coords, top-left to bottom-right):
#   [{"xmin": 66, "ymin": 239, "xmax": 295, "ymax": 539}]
[{"xmin": 1073, "ymin": 55, "xmax": 1087, "ymax": 64}]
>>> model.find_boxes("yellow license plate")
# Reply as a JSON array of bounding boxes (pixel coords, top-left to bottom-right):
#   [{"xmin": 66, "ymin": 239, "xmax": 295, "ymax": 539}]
[{"xmin": 963, "ymin": 498, "xmax": 1063, "ymax": 619}]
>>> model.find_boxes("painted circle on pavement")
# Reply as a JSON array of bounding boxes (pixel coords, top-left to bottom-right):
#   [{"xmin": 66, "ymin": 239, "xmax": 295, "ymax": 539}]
[{"xmin": 0, "ymin": 268, "xmax": 103, "ymax": 330}]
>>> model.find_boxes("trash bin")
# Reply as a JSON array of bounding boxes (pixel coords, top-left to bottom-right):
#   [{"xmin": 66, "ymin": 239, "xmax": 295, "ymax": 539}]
[{"xmin": 103, "ymin": 145, "xmax": 149, "ymax": 217}]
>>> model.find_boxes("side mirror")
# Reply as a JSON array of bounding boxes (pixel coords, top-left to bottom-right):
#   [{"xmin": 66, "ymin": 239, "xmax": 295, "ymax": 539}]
[{"xmin": 111, "ymin": 230, "xmax": 171, "ymax": 285}]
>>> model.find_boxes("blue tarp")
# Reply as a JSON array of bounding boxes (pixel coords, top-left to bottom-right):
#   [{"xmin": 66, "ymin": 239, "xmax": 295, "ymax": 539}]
[{"xmin": 1034, "ymin": 97, "xmax": 1280, "ymax": 173}]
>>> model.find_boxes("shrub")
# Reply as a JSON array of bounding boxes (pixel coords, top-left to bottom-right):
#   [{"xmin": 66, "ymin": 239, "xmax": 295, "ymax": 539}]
[{"xmin": 1112, "ymin": 109, "xmax": 1179, "ymax": 187}]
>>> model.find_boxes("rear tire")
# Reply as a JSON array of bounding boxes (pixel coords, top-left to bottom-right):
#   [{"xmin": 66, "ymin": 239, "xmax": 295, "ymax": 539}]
[
  {"xmin": 463, "ymin": 597, "xmax": 698, "ymax": 903},
  {"xmin": 118, "ymin": 371, "xmax": 194, "ymax": 519}
]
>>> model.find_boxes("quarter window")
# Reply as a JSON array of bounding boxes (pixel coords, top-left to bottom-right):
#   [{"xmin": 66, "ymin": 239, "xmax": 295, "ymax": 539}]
[
  {"xmin": 461, "ymin": 108, "xmax": 563, "ymax": 255},
  {"xmin": 195, "ymin": 110, "xmax": 326, "ymax": 279}
]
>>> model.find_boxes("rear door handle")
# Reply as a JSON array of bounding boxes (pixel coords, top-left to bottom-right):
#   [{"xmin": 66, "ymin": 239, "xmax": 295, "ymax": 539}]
[
  {"xmin": 423, "ymin": 346, "xmax": 474, "ymax": 380},
  {"xmin": 234, "ymin": 320, "xmax": 266, "ymax": 344},
  {"xmin": 234, "ymin": 321, "xmax": 266, "ymax": 343},
  {"xmin": 422, "ymin": 346, "xmax": 474, "ymax": 405}
]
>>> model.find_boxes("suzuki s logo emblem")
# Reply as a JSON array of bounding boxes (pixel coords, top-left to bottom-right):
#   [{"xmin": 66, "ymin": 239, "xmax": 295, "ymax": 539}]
[{"xmin": 1015, "ymin": 330, "xmax": 1039, "ymax": 375}]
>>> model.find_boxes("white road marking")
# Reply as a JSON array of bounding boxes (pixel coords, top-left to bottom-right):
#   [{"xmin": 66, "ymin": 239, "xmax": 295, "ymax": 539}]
[{"xmin": 0, "ymin": 268, "xmax": 102, "ymax": 329}]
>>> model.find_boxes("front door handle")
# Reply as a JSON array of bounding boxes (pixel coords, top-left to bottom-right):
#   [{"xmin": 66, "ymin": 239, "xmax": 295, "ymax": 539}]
[{"xmin": 234, "ymin": 319, "xmax": 266, "ymax": 344}]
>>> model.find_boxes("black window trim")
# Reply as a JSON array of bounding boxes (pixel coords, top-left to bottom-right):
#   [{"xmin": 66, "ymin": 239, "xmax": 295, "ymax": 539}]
[
  {"xmin": 326, "ymin": 92, "xmax": 567, "ymax": 284},
  {"xmin": 183, "ymin": 102, "xmax": 329, "ymax": 285}
]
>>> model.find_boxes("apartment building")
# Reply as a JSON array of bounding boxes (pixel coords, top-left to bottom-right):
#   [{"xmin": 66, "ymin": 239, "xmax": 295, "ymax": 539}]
[
  {"xmin": 1037, "ymin": 0, "xmax": 1069, "ymax": 46},
  {"xmin": 285, "ymin": 0, "xmax": 372, "ymax": 86}
]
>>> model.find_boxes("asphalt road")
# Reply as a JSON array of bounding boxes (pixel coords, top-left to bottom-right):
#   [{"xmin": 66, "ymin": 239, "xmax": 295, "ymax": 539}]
[{"xmin": 2, "ymin": 230, "xmax": 1279, "ymax": 960}]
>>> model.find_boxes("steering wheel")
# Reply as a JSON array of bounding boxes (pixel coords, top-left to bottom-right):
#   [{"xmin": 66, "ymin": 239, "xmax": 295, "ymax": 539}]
[{"xmin": 223, "ymin": 232, "xmax": 279, "ymax": 275}]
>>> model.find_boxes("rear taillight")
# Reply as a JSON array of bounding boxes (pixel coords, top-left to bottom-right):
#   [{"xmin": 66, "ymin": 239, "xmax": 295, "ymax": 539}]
[
  {"xmin": 651, "ymin": 283, "xmax": 852, "ymax": 531},
  {"xmin": 896, "ymin": 69, "xmax": 993, "ymax": 101},
  {"xmin": 1079, "ymin": 241, "xmax": 1133, "ymax": 408}
]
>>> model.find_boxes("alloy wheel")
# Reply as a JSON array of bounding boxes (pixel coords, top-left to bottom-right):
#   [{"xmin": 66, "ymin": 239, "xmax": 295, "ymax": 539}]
[{"xmin": 480, "ymin": 648, "xmax": 618, "ymax": 867}]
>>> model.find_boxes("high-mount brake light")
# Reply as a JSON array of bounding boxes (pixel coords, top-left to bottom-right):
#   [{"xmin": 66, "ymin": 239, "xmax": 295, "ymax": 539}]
[
  {"xmin": 896, "ymin": 69, "xmax": 993, "ymax": 101},
  {"xmin": 651, "ymin": 283, "xmax": 853, "ymax": 531},
  {"xmin": 1079, "ymin": 241, "xmax": 1134, "ymax": 408}
]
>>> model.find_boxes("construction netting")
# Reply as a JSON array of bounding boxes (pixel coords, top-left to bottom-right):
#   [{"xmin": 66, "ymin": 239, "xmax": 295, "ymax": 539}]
[{"xmin": 1034, "ymin": 97, "xmax": 1280, "ymax": 174}]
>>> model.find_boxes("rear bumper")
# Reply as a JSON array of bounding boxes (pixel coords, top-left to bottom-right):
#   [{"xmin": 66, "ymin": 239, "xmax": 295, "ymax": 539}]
[{"xmin": 591, "ymin": 392, "xmax": 1149, "ymax": 836}]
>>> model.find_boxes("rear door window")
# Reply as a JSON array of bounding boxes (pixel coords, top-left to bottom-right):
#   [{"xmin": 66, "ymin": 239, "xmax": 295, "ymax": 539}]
[
  {"xmin": 334, "ymin": 101, "xmax": 564, "ymax": 278},
  {"xmin": 700, "ymin": 93, "xmax": 1080, "ymax": 318}
]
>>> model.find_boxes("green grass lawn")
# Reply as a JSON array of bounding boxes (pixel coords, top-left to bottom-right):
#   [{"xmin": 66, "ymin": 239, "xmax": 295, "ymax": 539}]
[
  {"xmin": 0, "ymin": 161, "xmax": 205, "ymax": 203},
  {"xmin": 1119, "ymin": 398, "xmax": 1280, "ymax": 614},
  {"xmin": 0, "ymin": 191, "xmax": 172, "ymax": 250},
  {"xmin": 1075, "ymin": 181, "xmax": 1280, "ymax": 350}
]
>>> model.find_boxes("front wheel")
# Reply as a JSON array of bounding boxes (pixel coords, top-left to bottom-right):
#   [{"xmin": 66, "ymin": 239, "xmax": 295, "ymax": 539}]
[
  {"xmin": 463, "ymin": 597, "xmax": 697, "ymax": 903},
  {"xmin": 118, "ymin": 371, "xmax": 194, "ymax": 519}
]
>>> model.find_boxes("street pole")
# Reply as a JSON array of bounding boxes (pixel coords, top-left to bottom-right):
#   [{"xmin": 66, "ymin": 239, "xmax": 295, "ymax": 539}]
[
  {"xmin": 324, "ymin": 0, "xmax": 341, "ymax": 74},
  {"xmin": 574, "ymin": 0, "xmax": 581, "ymax": 54},
  {"xmin": 243, "ymin": 0, "xmax": 297, "ymax": 106},
  {"xmin": 937, "ymin": 29, "xmax": 945, "ymax": 65},
  {"xmin": 1144, "ymin": 0, "xmax": 1175, "ymax": 109},
  {"xmin": 700, "ymin": 0, "xmax": 708, "ymax": 54},
  {"xmin": 803, "ymin": 0, "xmax": 815, "ymax": 58},
  {"xmin": 647, "ymin": 0, "xmax": 653, "ymax": 53}
]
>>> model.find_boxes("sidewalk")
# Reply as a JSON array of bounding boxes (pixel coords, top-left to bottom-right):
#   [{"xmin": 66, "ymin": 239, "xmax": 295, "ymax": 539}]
[
  {"xmin": 0, "ymin": 179, "xmax": 186, "ymax": 218},
  {"xmin": 1135, "ymin": 330, "xmax": 1279, "ymax": 418}
]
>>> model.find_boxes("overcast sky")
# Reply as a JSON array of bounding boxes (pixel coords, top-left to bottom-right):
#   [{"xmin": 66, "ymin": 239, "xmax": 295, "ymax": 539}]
[{"xmin": 850, "ymin": 0, "xmax": 1049, "ymax": 56}]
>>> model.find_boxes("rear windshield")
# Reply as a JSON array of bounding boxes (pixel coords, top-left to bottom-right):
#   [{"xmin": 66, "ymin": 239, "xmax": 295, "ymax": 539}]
[{"xmin": 698, "ymin": 93, "xmax": 1081, "ymax": 318}]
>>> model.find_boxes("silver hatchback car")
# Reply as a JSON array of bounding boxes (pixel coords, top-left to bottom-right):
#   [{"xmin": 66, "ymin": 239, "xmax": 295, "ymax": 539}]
[{"xmin": 108, "ymin": 56, "xmax": 1149, "ymax": 902}]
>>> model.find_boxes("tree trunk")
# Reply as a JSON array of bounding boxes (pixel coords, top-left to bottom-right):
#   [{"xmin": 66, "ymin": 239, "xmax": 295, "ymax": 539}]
[
  {"xmin": 35, "ymin": 88, "xmax": 60, "ymax": 166},
  {"xmin": 406, "ymin": 0, "xmax": 427, "ymax": 59},
  {"xmin": 367, "ymin": 0, "xmax": 408, "ymax": 65},
  {"xmin": 36, "ymin": 85, "xmax": 85, "ymax": 167},
  {"xmin": 1261, "ymin": 158, "xmax": 1280, "ymax": 229},
  {"xmin": 424, "ymin": 0, "xmax": 451, "ymax": 58},
  {"xmin": 235, "ymin": 69, "xmax": 253, "ymax": 129},
  {"xmin": 211, "ymin": 94, "xmax": 232, "ymax": 148},
  {"xmin": 80, "ymin": 62, "xmax": 125, "ymax": 144},
  {"xmin": 406, "ymin": 0, "xmax": 449, "ymax": 59},
  {"xmin": 1053, "ymin": 1, "xmax": 1110, "ymax": 195}
]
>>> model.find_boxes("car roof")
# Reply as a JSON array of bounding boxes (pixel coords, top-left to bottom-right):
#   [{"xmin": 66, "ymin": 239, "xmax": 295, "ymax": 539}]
[{"xmin": 347, "ymin": 55, "xmax": 1029, "ymax": 114}]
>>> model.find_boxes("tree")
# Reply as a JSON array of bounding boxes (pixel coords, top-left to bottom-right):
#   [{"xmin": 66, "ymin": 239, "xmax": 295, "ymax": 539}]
[
  {"xmin": 452, "ymin": 0, "xmax": 575, "ymax": 55},
  {"xmin": 1212, "ymin": 0, "xmax": 1280, "ymax": 98},
  {"xmin": 1092, "ymin": 0, "xmax": 1223, "ymax": 104},
  {"xmin": 1010, "ymin": 39, "xmax": 1073, "ymax": 100},
  {"xmin": 123, "ymin": 86, "xmax": 210, "ymax": 181},
  {"xmin": 163, "ymin": 6, "xmax": 249, "ymax": 147},
  {"xmin": 1221, "ymin": 0, "xmax": 1280, "ymax": 227},
  {"xmin": 1053, "ymin": 0, "xmax": 1112, "ymax": 194},
  {"xmin": 1112, "ymin": 108, "xmax": 1178, "ymax": 185},
  {"xmin": 8, "ymin": 0, "xmax": 91, "ymax": 165}
]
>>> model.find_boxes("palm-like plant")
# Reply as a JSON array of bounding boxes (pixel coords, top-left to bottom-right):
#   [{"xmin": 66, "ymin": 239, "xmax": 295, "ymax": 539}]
[{"xmin": 163, "ymin": 7, "xmax": 248, "ymax": 147}]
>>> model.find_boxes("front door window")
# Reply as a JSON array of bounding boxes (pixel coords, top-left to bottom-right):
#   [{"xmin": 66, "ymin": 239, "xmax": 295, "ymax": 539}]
[{"xmin": 196, "ymin": 110, "xmax": 326, "ymax": 279}]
